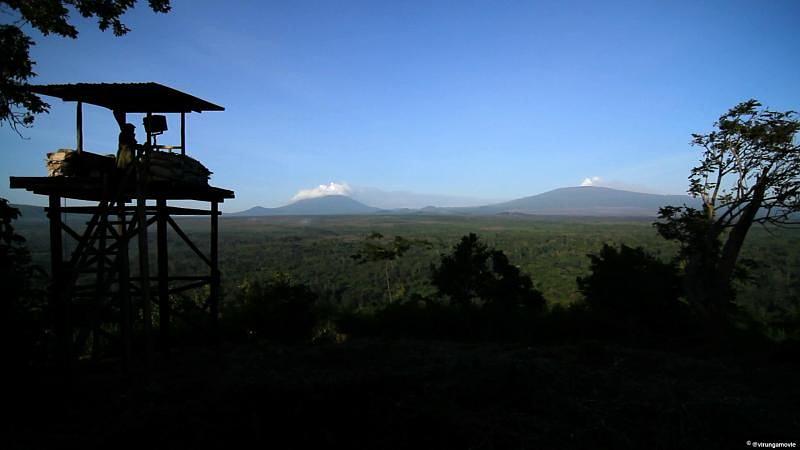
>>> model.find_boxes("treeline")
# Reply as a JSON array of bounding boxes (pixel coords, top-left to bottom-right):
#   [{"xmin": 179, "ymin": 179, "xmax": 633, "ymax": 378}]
[
  {"xmin": 220, "ymin": 228, "xmax": 799, "ymax": 350},
  {"xmin": 9, "ymin": 214, "xmax": 800, "ymax": 354},
  {"xmin": 208, "ymin": 217, "xmax": 797, "ymax": 311}
]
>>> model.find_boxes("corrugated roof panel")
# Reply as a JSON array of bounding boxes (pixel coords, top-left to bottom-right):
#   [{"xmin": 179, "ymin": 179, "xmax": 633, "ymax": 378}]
[{"xmin": 31, "ymin": 83, "xmax": 224, "ymax": 113}]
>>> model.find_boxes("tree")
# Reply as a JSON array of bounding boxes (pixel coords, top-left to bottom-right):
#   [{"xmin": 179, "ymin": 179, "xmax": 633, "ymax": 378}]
[
  {"xmin": 0, "ymin": 0, "xmax": 172, "ymax": 360},
  {"xmin": 431, "ymin": 233, "xmax": 545, "ymax": 311},
  {"xmin": 577, "ymin": 244, "xmax": 685, "ymax": 335},
  {"xmin": 351, "ymin": 232, "xmax": 427, "ymax": 303},
  {"xmin": 656, "ymin": 100, "xmax": 800, "ymax": 319},
  {"xmin": 1, "ymin": 199, "xmax": 47, "ymax": 364},
  {"xmin": 0, "ymin": 0, "xmax": 171, "ymax": 133}
]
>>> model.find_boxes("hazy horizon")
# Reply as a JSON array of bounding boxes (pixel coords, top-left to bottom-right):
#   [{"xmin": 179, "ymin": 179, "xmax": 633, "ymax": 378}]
[{"xmin": 9, "ymin": 183, "xmax": 693, "ymax": 212}]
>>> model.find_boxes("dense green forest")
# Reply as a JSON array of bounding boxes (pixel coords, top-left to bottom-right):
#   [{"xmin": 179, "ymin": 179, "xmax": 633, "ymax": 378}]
[{"xmin": 15, "ymin": 213, "xmax": 800, "ymax": 333}]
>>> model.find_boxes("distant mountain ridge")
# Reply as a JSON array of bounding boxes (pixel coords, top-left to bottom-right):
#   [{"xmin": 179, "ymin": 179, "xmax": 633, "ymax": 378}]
[
  {"xmin": 10, "ymin": 204, "xmax": 47, "ymax": 221},
  {"xmin": 457, "ymin": 186, "xmax": 699, "ymax": 216},
  {"xmin": 232, "ymin": 186, "xmax": 698, "ymax": 217},
  {"xmin": 232, "ymin": 195, "xmax": 379, "ymax": 216}
]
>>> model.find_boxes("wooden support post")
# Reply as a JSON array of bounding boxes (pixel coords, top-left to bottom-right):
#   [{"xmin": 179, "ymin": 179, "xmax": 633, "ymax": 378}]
[
  {"xmin": 76, "ymin": 101, "xmax": 83, "ymax": 154},
  {"xmin": 180, "ymin": 112, "xmax": 186, "ymax": 155},
  {"xmin": 156, "ymin": 198, "xmax": 170, "ymax": 353},
  {"xmin": 210, "ymin": 201, "xmax": 220, "ymax": 341},
  {"xmin": 48, "ymin": 195, "xmax": 70, "ymax": 370},
  {"xmin": 94, "ymin": 193, "xmax": 106, "ymax": 359},
  {"xmin": 136, "ymin": 164, "xmax": 153, "ymax": 367},
  {"xmin": 117, "ymin": 209, "xmax": 132, "ymax": 370}
]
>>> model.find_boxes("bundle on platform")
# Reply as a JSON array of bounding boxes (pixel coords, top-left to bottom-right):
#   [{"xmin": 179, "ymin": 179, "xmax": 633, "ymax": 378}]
[
  {"xmin": 46, "ymin": 149, "xmax": 75, "ymax": 177},
  {"xmin": 148, "ymin": 151, "xmax": 212, "ymax": 185},
  {"xmin": 46, "ymin": 149, "xmax": 115, "ymax": 178}
]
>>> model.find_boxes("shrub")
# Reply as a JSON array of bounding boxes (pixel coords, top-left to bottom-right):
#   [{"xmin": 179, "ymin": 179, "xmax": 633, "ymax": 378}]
[
  {"xmin": 431, "ymin": 233, "xmax": 545, "ymax": 312},
  {"xmin": 232, "ymin": 273, "xmax": 319, "ymax": 343},
  {"xmin": 577, "ymin": 244, "xmax": 686, "ymax": 336}
]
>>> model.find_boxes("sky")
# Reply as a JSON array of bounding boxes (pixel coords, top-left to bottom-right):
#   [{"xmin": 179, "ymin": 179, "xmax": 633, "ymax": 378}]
[{"xmin": 1, "ymin": 0, "xmax": 799, "ymax": 211}]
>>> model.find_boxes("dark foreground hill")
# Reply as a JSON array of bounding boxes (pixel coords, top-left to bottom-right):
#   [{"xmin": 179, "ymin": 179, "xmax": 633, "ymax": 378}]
[{"xmin": 9, "ymin": 339, "xmax": 798, "ymax": 449}]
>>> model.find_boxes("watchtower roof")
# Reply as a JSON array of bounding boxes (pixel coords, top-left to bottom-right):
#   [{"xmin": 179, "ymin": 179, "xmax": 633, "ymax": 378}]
[{"xmin": 31, "ymin": 82, "xmax": 224, "ymax": 113}]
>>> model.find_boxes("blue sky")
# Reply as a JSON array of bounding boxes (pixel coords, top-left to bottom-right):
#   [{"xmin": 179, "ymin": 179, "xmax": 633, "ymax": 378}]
[{"xmin": 2, "ymin": 0, "xmax": 799, "ymax": 211}]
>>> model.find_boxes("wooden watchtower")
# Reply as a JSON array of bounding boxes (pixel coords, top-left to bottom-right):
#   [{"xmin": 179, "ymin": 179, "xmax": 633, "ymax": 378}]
[{"xmin": 10, "ymin": 83, "xmax": 234, "ymax": 368}]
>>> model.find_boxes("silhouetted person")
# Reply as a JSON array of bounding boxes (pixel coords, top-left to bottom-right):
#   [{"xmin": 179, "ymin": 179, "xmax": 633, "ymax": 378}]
[{"xmin": 116, "ymin": 123, "xmax": 139, "ymax": 169}]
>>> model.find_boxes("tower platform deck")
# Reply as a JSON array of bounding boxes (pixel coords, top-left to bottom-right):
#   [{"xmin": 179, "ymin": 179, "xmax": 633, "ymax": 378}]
[{"xmin": 10, "ymin": 176, "xmax": 234, "ymax": 203}]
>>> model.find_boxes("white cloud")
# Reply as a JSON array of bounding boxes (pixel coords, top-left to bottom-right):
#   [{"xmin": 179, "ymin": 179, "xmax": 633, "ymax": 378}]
[
  {"xmin": 291, "ymin": 182, "xmax": 352, "ymax": 202},
  {"xmin": 288, "ymin": 183, "xmax": 503, "ymax": 208},
  {"xmin": 579, "ymin": 176, "xmax": 663, "ymax": 194},
  {"xmin": 581, "ymin": 176, "xmax": 602, "ymax": 187}
]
